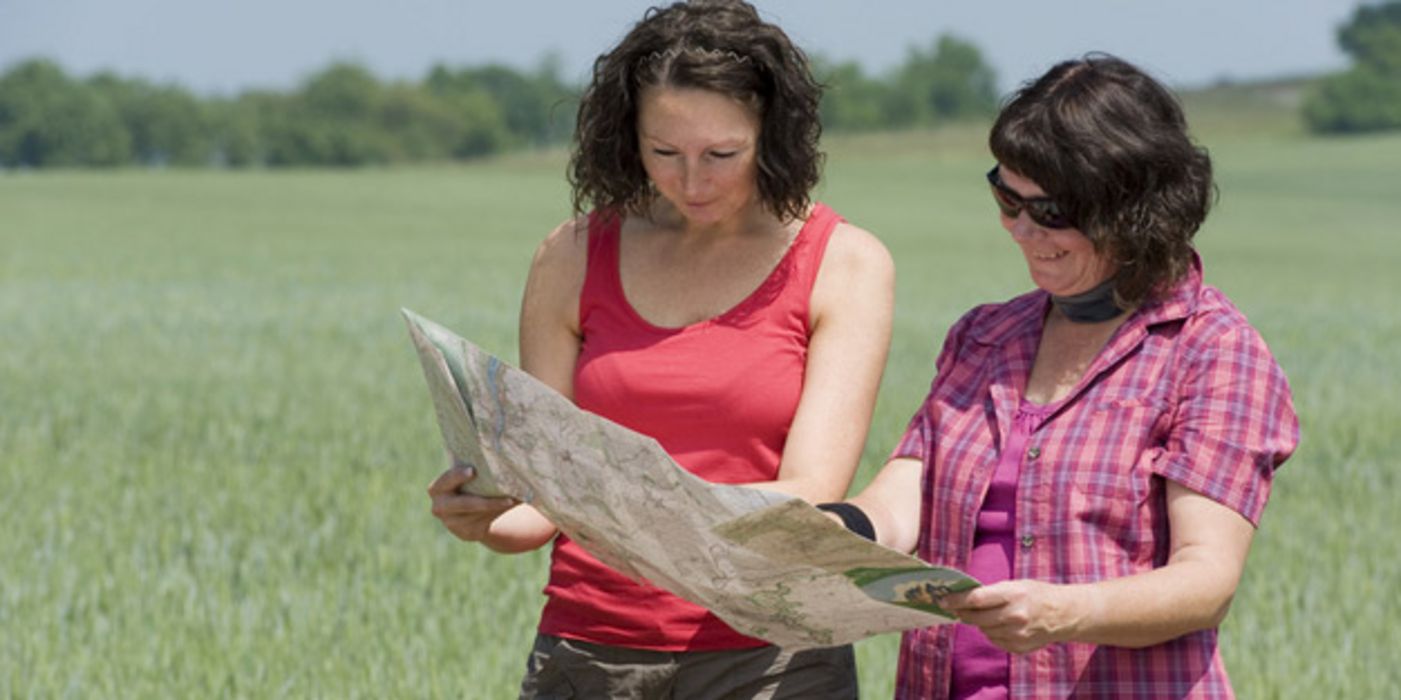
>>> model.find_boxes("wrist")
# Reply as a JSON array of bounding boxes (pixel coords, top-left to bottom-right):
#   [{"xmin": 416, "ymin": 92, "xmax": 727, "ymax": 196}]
[
  {"xmin": 816, "ymin": 502, "xmax": 876, "ymax": 541},
  {"xmin": 1061, "ymin": 583, "xmax": 1099, "ymax": 643}
]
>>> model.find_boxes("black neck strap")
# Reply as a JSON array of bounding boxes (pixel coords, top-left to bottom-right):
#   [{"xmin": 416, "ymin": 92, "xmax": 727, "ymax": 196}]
[{"xmin": 1051, "ymin": 278, "xmax": 1124, "ymax": 323}]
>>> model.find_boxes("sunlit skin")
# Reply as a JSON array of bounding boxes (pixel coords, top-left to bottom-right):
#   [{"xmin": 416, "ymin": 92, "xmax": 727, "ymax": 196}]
[
  {"xmin": 997, "ymin": 166, "xmax": 1116, "ymax": 297},
  {"xmin": 636, "ymin": 86, "xmax": 765, "ymax": 236},
  {"xmin": 429, "ymin": 83, "xmax": 897, "ymax": 554}
]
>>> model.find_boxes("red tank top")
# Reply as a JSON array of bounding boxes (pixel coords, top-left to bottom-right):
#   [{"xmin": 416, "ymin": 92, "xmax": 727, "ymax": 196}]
[{"xmin": 537, "ymin": 203, "xmax": 843, "ymax": 650}]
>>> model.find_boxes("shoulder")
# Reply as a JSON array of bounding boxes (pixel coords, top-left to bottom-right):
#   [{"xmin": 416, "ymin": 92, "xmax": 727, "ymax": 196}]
[
  {"xmin": 924, "ymin": 293, "xmax": 1043, "ymax": 376},
  {"xmin": 529, "ymin": 215, "xmax": 591, "ymax": 277},
  {"xmin": 827, "ymin": 220, "xmax": 894, "ymax": 270},
  {"xmin": 1176, "ymin": 286, "xmax": 1282, "ymax": 372},
  {"xmin": 809, "ymin": 219, "xmax": 894, "ymax": 322},
  {"xmin": 814, "ymin": 220, "xmax": 894, "ymax": 291},
  {"xmin": 1137, "ymin": 253, "xmax": 1254, "ymax": 349},
  {"xmin": 1141, "ymin": 280, "xmax": 1294, "ymax": 414},
  {"xmin": 956, "ymin": 290, "xmax": 1045, "ymax": 345},
  {"xmin": 1150, "ymin": 277, "xmax": 1262, "ymax": 353},
  {"xmin": 522, "ymin": 216, "xmax": 592, "ymax": 329}
]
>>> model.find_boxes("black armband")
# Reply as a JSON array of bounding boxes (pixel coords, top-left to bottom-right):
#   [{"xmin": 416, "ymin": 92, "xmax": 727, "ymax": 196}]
[{"xmin": 816, "ymin": 502, "xmax": 876, "ymax": 542}]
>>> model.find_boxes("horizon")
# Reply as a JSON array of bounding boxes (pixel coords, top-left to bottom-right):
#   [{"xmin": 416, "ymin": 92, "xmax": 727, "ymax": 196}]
[{"xmin": 0, "ymin": 1, "xmax": 1365, "ymax": 98}]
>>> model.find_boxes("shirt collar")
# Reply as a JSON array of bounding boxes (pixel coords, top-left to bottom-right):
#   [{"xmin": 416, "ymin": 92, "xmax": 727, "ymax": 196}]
[
  {"xmin": 1131, "ymin": 250, "xmax": 1206, "ymax": 328},
  {"xmin": 969, "ymin": 250, "xmax": 1207, "ymax": 346}
]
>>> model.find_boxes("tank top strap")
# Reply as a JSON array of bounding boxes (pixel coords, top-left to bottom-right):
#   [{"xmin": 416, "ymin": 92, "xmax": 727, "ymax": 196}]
[
  {"xmin": 789, "ymin": 202, "xmax": 844, "ymax": 295},
  {"xmin": 766, "ymin": 201, "xmax": 843, "ymax": 327},
  {"xmin": 580, "ymin": 210, "xmax": 624, "ymax": 322}
]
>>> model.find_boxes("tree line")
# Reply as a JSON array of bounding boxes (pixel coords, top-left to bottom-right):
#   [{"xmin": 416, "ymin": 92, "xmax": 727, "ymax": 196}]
[
  {"xmin": 0, "ymin": 35, "xmax": 998, "ymax": 169},
  {"xmin": 0, "ymin": 57, "xmax": 575, "ymax": 168},
  {"xmin": 1303, "ymin": 0, "xmax": 1401, "ymax": 134},
  {"xmin": 7, "ymin": 0, "xmax": 1401, "ymax": 171}
]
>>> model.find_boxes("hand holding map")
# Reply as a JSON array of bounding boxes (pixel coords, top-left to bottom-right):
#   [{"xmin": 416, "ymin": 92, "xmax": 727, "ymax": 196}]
[{"xmin": 404, "ymin": 309, "xmax": 977, "ymax": 648}]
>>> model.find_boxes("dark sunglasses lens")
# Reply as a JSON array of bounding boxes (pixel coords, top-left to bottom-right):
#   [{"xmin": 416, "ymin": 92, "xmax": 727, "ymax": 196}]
[
  {"xmin": 990, "ymin": 186, "xmax": 1021, "ymax": 218},
  {"xmin": 1029, "ymin": 202, "xmax": 1072, "ymax": 229},
  {"xmin": 986, "ymin": 166, "xmax": 1074, "ymax": 229}
]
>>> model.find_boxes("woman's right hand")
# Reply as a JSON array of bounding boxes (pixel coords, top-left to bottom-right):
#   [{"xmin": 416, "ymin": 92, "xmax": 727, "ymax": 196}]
[
  {"xmin": 427, "ymin": 462, "xmax": 560, "ymax": 552},
  {"xmin": 429, "ymin": 217, "xmax": 580, "ymax": 553},
  {"xmin": 427, "ymin": 463, "xmax": 520, "ymax": 542}
]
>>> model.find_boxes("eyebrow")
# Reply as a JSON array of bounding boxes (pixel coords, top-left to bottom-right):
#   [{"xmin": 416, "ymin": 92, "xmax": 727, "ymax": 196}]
[
  {"xmin": 639, "ymin": 133, "xmax": 751, "ymax": 150},
  {"xmin": 993, "ymin": 172, "xmax": 1052, "ymax": 201}
]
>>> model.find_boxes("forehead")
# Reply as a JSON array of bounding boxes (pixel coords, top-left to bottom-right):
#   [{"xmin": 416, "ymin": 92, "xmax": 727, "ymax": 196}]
[
  {"xmin": 996, "ymin": 165, "xmax": 1050, "ymax": 199},
  {"xmin": 637, "ymin": 86, "xmax": 760, "ymax": 143}
]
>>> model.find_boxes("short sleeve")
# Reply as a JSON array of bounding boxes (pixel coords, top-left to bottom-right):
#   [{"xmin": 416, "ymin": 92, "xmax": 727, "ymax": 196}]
[
  {"xmin": 888, "ymin": 309, "xmax": 979, "ymax": 463},
  {"xmin": 1153, "ymin": 320, "xmax": 1299, "ymax": 526},
  {"xmin": 890, "ymin": 402, "xmax": 931, "ymax": 461}
]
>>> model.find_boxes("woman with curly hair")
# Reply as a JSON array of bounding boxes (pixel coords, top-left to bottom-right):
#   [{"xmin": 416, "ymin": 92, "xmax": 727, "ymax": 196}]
[{"xmin": 427, "ymin": 2, "xmax": 892, "ymax": 697}]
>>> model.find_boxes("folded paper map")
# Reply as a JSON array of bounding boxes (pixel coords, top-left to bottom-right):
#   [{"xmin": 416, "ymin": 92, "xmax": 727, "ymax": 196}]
[{"xmin": 403, "ymin": 308, "xmax": 978, "ymax": 648}]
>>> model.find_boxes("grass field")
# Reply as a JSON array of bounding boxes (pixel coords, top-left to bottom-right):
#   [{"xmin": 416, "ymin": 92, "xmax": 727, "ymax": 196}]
[{"xmin": 3, "ymin": 96, "xmax": 1399, "ymax": 697}]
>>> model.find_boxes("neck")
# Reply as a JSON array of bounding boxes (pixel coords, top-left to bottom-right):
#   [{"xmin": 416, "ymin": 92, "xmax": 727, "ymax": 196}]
[
  {"xmin": 1050, "ymin": 278, "xmax": 1124, "ymax": 323},
  {"xmin": 649, "ymin": 197, "xmax": 772, "ymax": 240}
]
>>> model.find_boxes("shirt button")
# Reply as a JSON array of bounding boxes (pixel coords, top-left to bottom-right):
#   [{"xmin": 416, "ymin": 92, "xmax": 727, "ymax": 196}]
[
  {"xmin": 1026, "ymin": 446, "xmax": 1041, "ymax": 460},
  {"xmin": 1020, "ymin": 535, "xmax": 1035, "ymax": 550}
]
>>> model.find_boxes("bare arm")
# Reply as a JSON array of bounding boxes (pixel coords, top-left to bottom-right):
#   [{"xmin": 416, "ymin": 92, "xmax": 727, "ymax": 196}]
[
  {"xmin": 942, "ymin": 481, "xmax": 1255, "ymax": 652},
  {"xmin": 427, "ymin": 218, "xmax": 586, "ymax": 553},
  {"xmin": 746, "ymin": 222, "xmax": 895, "ymax": 503}
]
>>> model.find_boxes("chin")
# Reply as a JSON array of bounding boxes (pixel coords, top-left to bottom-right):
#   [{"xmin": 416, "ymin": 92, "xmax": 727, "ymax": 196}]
[{"xmin": 1026, "ymin": 269, "xmax": 1060, "ymax": 293}]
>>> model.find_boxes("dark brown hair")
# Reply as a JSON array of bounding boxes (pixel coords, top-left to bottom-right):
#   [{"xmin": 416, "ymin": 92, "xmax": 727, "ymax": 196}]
[
  {"xmin": 990, "ymin": 53, "xmax": 1215, "ymax": 306},
  {"xmin": 568, "ymin": 0, "xmax": 823, "ymax": 221}
]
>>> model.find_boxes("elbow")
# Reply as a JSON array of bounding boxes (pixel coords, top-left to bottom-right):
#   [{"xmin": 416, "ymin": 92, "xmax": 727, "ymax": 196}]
[
  {"xmin": 862, "ymin": 500, "xmax": 917, "ymax": 554},
  {"xmin": 482, "ymin": 525, "xmax": 559, "ymax": 555},
  {"xmin": 1204, "ymin": 592, "xmax": 1235, "ymax": 629},
  {"xmin": 1144, "ymin": 591, "xmax": 1235, "ymax": 648},
  {"xmin": 1194, "ymin": 567, "xmax": 1241, "ymax": 632},
  {"xmin": 484, "ymin": 534, "xmax": 554, "ymax": 555},
  {"xmin": 1104, "ymin": 587, "xmax": 1238, "ymax": 649},
  {"xmin": 1164, "ymin": 588, "xmax": 1238, "ymax": 645}
]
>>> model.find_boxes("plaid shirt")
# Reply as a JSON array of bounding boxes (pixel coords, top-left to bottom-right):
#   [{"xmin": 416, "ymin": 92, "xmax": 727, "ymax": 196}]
[{"xmin": 892, "ymin": 258, "xmax": 1298, "ymax": 699}]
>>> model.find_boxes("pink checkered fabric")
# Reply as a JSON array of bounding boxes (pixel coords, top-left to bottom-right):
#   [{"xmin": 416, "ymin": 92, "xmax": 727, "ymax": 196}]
[{"xmin": 892, "ymin": 257, "xmax": 1298, "ymax": 699}]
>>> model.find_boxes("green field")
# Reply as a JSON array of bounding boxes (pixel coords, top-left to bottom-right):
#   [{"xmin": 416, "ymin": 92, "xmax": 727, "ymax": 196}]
[{"xmin": 4, "ymin": 97, "xmax": 1400, "ymax": 697}]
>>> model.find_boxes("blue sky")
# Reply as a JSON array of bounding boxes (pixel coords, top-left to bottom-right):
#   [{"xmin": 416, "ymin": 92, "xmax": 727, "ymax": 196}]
[{"xmin": 0, "ymin": 0, "xmax": 1365, "ymax": 95}]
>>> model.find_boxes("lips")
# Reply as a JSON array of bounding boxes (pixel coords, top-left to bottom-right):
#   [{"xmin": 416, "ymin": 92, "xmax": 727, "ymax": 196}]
[{"xmin": 1032, "ymin": 250, "xmax": 1069, "ymax": 261}]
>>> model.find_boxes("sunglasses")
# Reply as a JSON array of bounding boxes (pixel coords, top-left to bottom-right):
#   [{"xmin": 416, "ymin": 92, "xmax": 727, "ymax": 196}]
[{"xmin": 986, "ymin": 166, "xmax": 1074, "ymax": 230}]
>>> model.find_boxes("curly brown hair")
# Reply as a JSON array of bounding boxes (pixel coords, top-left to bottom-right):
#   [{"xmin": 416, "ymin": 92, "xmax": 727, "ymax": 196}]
[
  {"xmin": 568, "ymin": 0, "xmax": 824, "ymax": 222},
  {"xmin": 989, "ymin": 53, "xmax": 1216, "ymax": 307}
]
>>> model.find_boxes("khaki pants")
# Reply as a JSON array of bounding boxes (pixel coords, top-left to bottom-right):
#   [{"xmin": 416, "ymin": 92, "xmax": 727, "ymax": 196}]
[{"xmin": 519, "ymin": 634, "xmax": 858, "ymax": 699}]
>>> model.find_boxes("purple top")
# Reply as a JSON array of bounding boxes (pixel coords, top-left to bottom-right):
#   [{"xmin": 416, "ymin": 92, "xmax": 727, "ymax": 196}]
[{"xmin": 950, "ymin": 399, "xmax": 1054, "ymax": 700}]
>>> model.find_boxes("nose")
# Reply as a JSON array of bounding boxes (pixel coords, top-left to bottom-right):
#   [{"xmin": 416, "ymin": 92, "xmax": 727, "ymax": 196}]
[{"xmin": 680, "ymin": 160, "xmax": 709, "ymax": 198}]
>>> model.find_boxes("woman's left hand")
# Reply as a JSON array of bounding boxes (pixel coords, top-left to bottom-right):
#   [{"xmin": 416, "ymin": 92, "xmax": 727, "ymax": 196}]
[{"xmin": 940, "ymin": 580, "xmax": 1089, "ymax": 654}]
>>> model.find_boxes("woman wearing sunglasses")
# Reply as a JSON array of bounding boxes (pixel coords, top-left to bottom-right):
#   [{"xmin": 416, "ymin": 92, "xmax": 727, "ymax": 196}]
[{"xmin": 828, "ymin": 54, "xmax": 1299, "ymax": 698}]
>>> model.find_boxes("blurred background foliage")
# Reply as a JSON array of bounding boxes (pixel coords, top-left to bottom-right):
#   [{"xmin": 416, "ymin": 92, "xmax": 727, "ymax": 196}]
[
  {"xmin": 0, "ymin": 32, "xmax": 1005, "ymax": 168},
  {"xmin": 7, "ymin": 0, "xmax": 1398, "ymax": 170}
]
